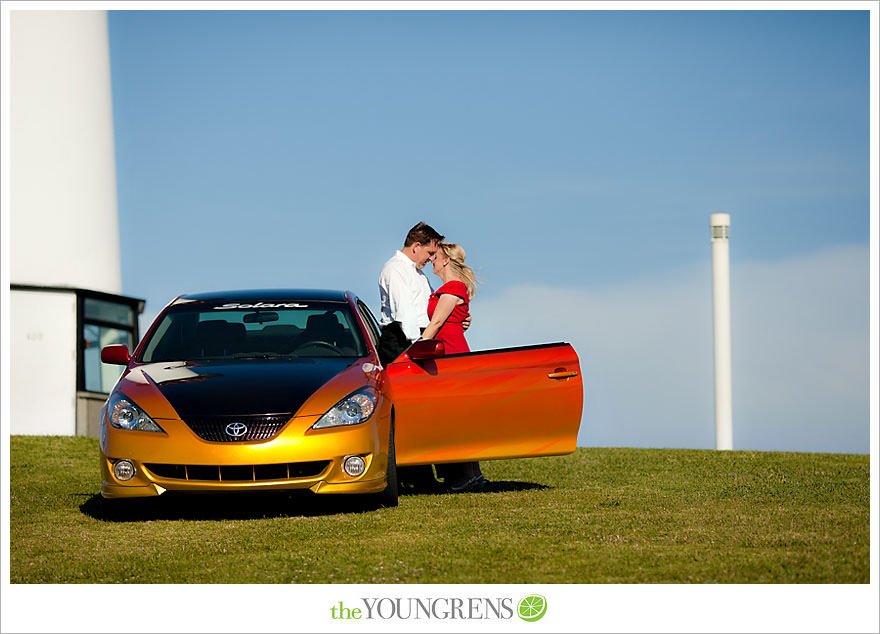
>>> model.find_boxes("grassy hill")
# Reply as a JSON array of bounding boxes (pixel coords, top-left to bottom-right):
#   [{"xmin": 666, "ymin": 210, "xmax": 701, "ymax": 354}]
[{"xmin": 9, "ymin": 436, "xmax": 869, "ymax": 583}]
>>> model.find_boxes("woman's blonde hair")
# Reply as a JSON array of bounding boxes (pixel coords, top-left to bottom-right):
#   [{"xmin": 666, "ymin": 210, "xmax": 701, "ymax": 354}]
[{"xmin": 439, "ymin": 242, "xmax": 480, "ymax": 299}]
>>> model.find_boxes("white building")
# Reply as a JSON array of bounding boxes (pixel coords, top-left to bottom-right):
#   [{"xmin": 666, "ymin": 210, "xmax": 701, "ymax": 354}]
[{"xmin": 10, "ymin": 11, "xmax": 143, "ymax": 436}]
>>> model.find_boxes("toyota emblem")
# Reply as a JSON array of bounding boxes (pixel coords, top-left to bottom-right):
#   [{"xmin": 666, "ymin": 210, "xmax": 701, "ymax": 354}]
[{"xmin": 225, "ymin": 422, "xmax": 248, "ymax": 438}]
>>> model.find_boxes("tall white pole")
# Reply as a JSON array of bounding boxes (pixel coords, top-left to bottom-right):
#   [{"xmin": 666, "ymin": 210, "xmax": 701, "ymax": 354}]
[{"xmin": 710, "ymin": 213, "xmax": 733, "ymax": 450}]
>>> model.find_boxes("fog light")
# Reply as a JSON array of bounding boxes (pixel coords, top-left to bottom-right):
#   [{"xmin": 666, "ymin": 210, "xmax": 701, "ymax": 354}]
[
  {"xmin": 113, "ymin": 459, "xmax": 135, "ymax": 481},
  {"xmin": 343, "ymin": 456, "xmax": 366, "ymax": 477}
]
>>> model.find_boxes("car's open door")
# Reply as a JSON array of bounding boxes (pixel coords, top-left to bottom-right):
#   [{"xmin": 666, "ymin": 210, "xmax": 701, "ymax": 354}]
[{"xmin": 385, "ymin": 341, "xmax": 583, "ymax": 466}]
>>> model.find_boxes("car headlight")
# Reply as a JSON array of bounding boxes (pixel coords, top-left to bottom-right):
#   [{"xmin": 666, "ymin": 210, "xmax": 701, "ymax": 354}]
[
  {"xmin": 106, "ymin": 393, "xmax": 164, "ymax": 433},
  {"xmin": 312, "ymin": 387, "xmax": 377, "ymax": 429}
]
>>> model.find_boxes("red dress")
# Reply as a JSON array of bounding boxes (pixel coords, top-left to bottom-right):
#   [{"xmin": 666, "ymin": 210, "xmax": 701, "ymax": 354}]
[{"xmin": 427, "ymin": 280, "xmax": 470, "ymax": 353}]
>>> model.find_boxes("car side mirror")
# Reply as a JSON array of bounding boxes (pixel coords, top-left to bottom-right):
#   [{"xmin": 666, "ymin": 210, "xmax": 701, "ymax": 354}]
[
  {"xmin": 101, "ymin": 344, "xmax": 131, "ymax": 365},
  {"xmin": 408, "ymin": 339, "xmax": 445, "ymax": 360}
]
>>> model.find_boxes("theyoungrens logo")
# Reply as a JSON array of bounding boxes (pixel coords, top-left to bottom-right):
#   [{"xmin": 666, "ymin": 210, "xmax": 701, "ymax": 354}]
[
  {"xmin": 330, "ymin": 595, "xmax": 546, "ymax": 622},
  {"xmin": 331, "ymin": 598, "xmax": 513, "ymax": 621}
]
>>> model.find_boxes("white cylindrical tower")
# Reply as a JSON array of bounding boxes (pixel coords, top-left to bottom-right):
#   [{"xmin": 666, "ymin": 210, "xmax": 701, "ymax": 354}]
[
  {"xmin": 710, "ymin": 213, "xmax": 733, "ymax": 450},
  {"xmin": 10, "ymin": 11, "xmax": 129, "ymax": 436},
  {"xmin": 11, "ymin": 10, "xmax": 121, "ymax": 293}
]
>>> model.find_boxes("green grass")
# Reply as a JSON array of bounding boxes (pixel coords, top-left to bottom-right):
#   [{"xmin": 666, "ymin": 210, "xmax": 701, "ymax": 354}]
[{"xmin": 9, "ymin": 436, "xmax": 869, "ymax": 583}]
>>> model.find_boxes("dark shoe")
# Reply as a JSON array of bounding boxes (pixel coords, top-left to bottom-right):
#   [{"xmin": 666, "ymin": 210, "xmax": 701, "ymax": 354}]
[
  {"xmin": 464, "ymin": 475, "xmax": 488, "ymax": 492},
  {"xmin": 449, "ymin": 474, "xmax": 486, "ymax": 493}
]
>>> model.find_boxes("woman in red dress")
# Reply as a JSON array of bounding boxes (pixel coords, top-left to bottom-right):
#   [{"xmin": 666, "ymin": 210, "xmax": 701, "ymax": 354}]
[{"xmin": 419, "ymin": 243, "xmax": 487, "ymax": 493}]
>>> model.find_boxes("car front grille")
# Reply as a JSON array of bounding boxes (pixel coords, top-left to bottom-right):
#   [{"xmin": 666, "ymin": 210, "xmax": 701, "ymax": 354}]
[
  {"xmin": 144, "ymin": 461, "xmax": 331, "ymax": 482},
  {"xmin": 181, "ymin": 414, "xmax": 292, "ymax": 442}
]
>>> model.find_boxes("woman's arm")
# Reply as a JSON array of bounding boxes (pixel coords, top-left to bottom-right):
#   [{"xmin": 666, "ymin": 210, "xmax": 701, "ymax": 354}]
[{"xmin": 420, "ymin": 294, "xmax": 461, "ymax": 340}]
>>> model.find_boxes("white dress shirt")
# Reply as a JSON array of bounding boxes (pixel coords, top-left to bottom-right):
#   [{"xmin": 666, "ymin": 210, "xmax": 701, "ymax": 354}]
[{"xmin": 378, "ymin": 250, "xmax": 433, "ymax": 342}]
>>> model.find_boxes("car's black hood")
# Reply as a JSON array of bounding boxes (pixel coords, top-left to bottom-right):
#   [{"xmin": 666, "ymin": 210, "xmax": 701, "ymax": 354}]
[{"xmin": 139, "ymin": 358, "xmax": 357, "ymax": 418}]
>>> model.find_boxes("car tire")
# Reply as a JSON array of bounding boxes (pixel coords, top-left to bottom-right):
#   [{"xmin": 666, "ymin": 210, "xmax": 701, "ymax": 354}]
[{"xmin": 373, "ymin": 418, "xmax": 398, "ymax": 508}]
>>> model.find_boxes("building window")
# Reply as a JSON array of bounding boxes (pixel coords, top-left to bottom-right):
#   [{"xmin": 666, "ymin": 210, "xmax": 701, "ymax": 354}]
[
  {"xmin": 84, "ymin": 297, "xmax": 135, "ymax": 327},
  {"xmin": 81, "ymin": 296, "xmax": 138, "ymax": 394}
]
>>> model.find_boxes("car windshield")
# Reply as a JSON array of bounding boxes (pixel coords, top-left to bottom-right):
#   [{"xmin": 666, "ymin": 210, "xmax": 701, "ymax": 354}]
[{"xmin": 139, "ymin": 300, "xmax": 367, "ymax": 362}]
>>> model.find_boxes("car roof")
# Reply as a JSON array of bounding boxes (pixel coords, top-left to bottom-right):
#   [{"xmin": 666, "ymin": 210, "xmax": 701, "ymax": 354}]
[{"xmin": 175, "ymin": 289, "xmax": 352, "ymax": 303}]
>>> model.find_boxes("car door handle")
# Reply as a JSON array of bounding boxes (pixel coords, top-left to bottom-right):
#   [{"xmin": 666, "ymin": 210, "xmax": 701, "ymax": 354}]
[{"xmin": 547, "ymin": 370, "xmax": 578, "ymax": 379}]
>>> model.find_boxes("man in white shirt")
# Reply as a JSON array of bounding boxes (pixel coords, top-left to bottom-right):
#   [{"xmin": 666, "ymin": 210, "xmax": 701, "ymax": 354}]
[
  {"xmin": 377, "ymin": 222, "xmax": 454, "ymax": 493},
  {"xmin": 376, "ymin": 221, "xmax": 444, "ymax": 365}
]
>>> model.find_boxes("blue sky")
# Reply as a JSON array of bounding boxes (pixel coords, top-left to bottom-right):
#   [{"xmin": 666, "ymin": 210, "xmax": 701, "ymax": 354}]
[{"xmin": 107, "ymin": 9, "xmax": 872, "ymax": 453}]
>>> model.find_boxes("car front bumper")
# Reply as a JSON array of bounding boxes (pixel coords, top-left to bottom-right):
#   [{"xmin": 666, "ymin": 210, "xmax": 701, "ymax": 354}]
[{"xmin": 100, "ymin": 412, "xmax": 390, "ymax": 498}]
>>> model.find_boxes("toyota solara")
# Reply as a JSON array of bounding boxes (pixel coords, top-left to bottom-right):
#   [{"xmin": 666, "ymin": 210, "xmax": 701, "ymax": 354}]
[{"xmin": 99, "ymin": 289, "xmax": 583, "ymax": 507}]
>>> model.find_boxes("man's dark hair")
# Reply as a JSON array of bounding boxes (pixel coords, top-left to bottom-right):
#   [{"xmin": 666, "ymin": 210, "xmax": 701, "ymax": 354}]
[{"xmin": 403, "ymin": 222, "xmax": 444, "ymax": 247}]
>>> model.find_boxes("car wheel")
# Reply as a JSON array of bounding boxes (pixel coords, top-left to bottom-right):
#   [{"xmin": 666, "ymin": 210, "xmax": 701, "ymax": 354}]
[{"xmin": 373, "ymin": 418, "xmax": 398, "ymax": 508}]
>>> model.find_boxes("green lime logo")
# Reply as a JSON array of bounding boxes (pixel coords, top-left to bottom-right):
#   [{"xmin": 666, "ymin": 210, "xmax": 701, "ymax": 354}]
[{"xmin": 517, "ymin": 595, "xmax": 547, "ymax": 622}]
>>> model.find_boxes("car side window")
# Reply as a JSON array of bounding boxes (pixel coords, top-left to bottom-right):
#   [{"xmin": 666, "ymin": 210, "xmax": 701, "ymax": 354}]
[{"xmin": 356, "ymin": 301, "xmax": 381, "ymax": 349}]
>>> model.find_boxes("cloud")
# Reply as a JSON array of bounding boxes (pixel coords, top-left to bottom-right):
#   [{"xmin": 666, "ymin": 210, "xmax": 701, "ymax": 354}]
[{"xmin": 467, "ymin": 244, "xmax": 870, "ymax": 454}]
